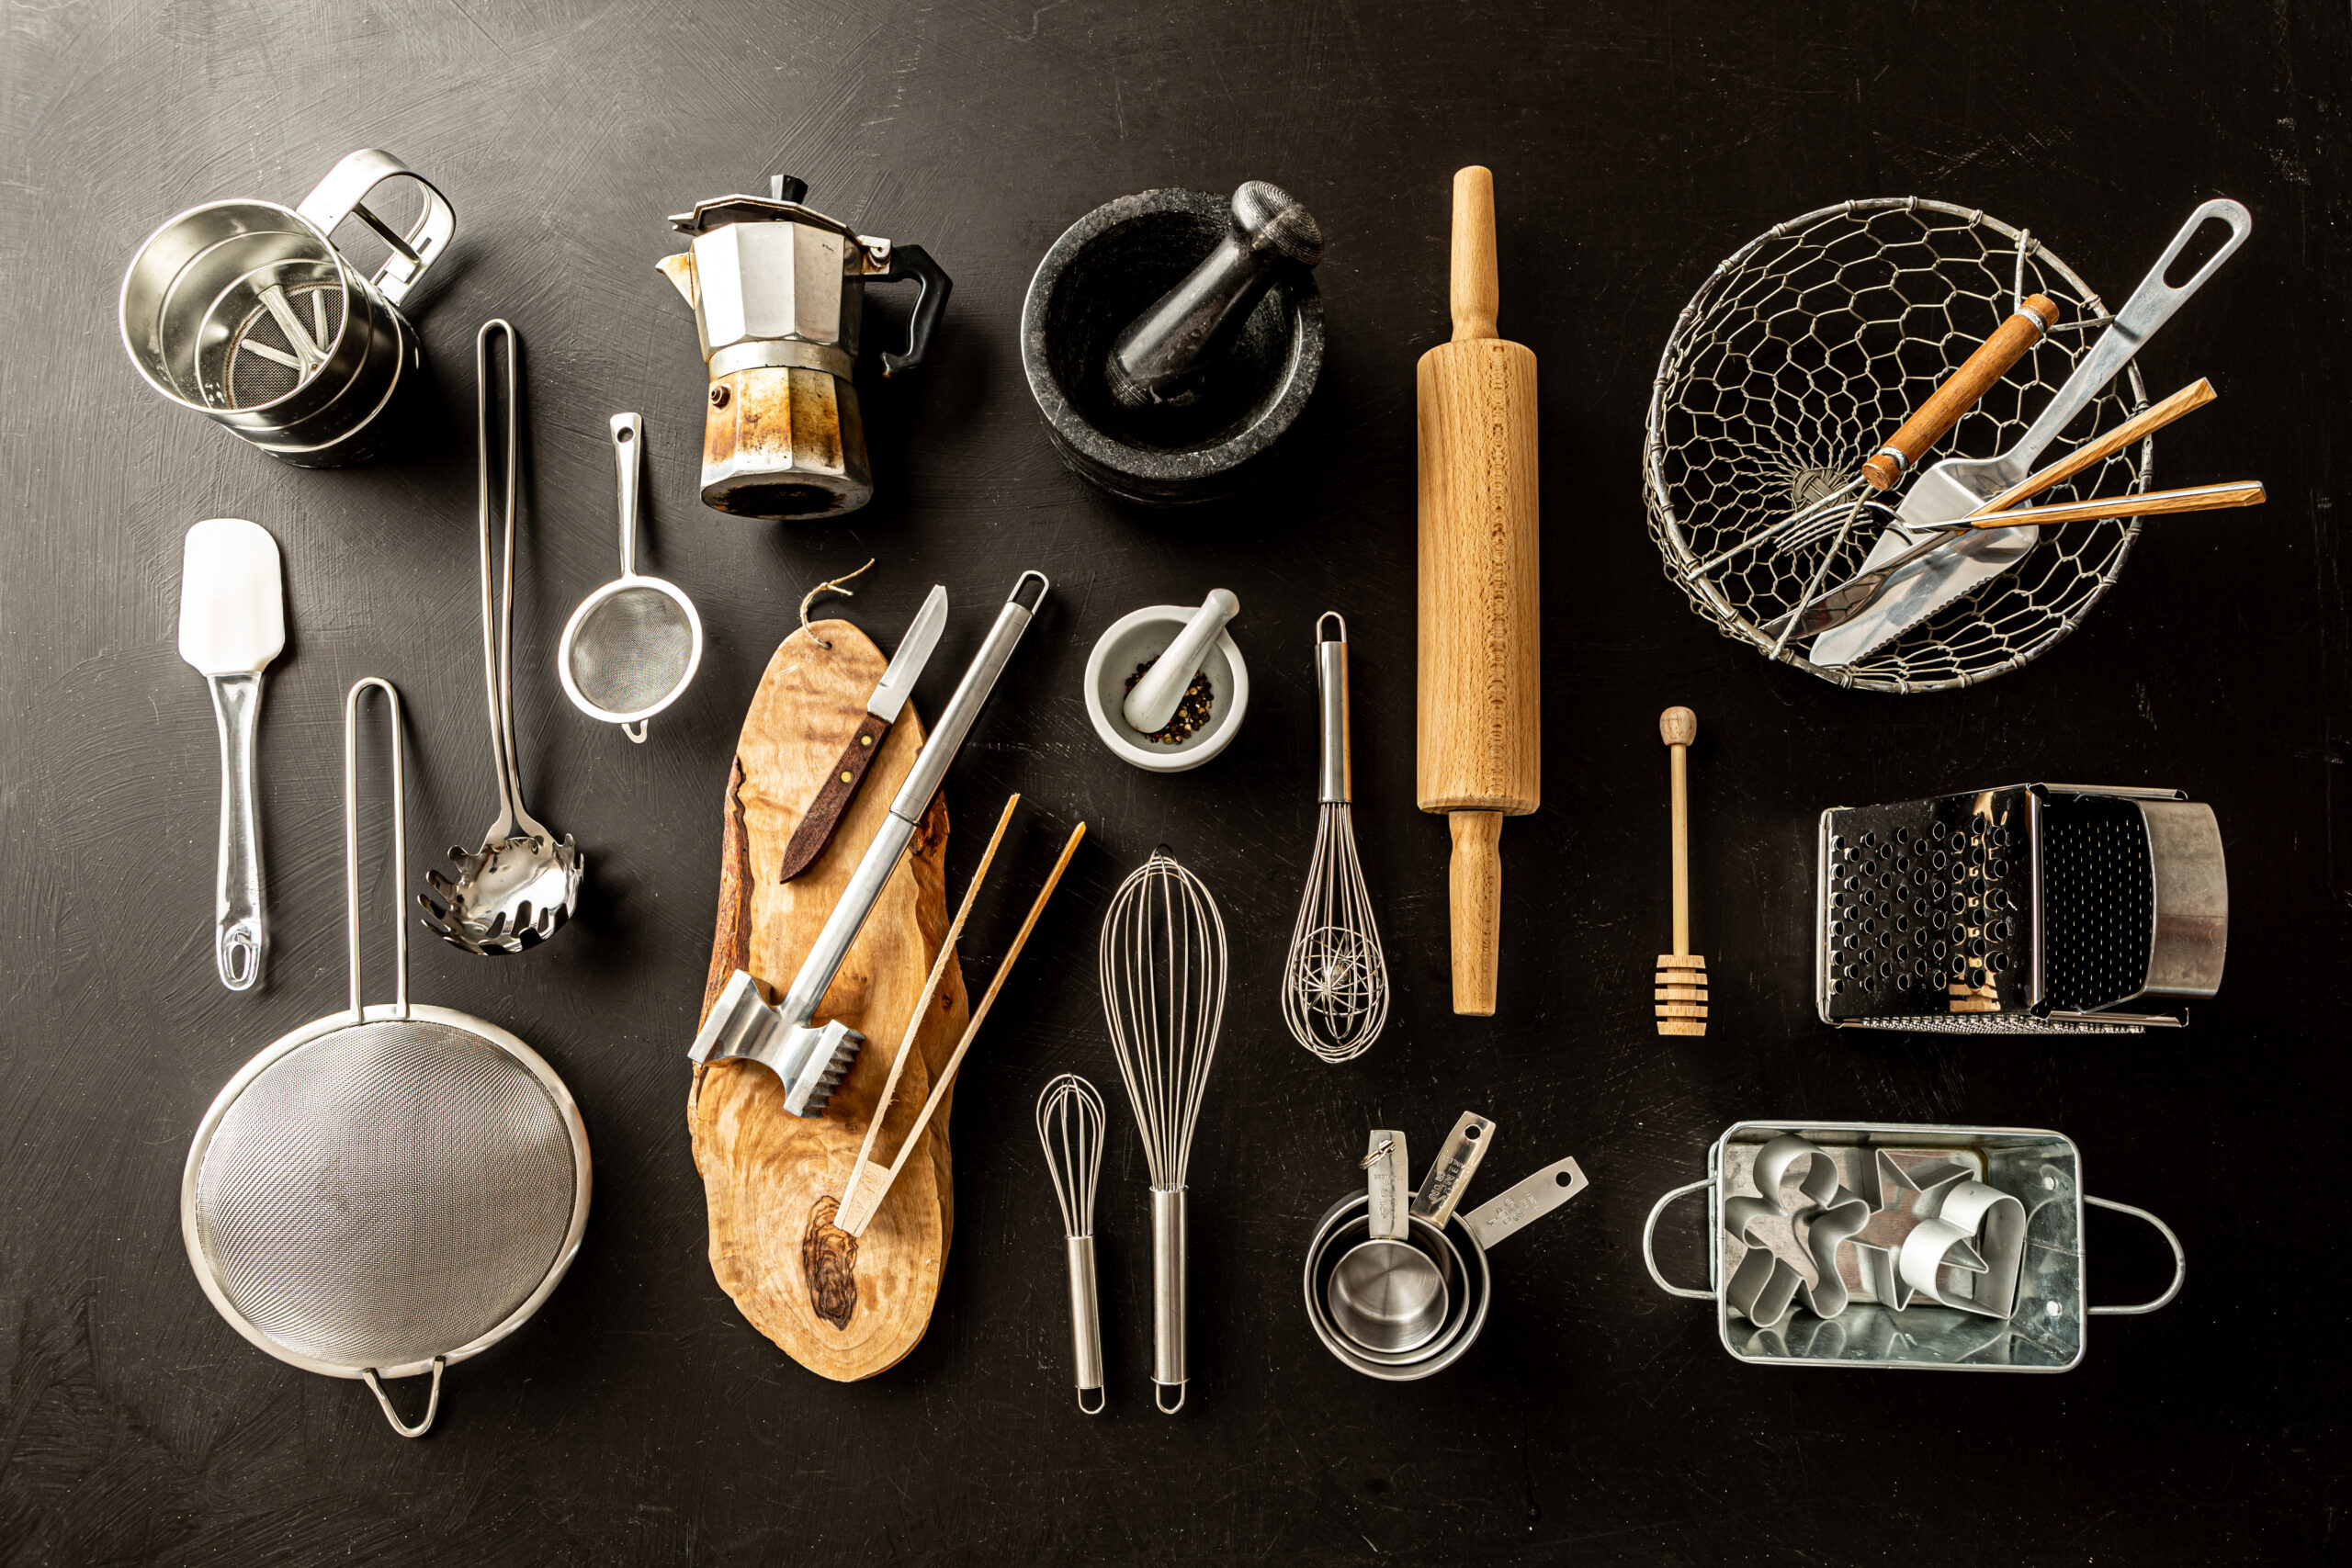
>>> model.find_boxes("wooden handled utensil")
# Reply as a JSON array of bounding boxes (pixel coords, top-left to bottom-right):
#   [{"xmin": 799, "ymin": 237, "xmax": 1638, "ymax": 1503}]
[
  {"xmin": 835, "ymin": 809, "xmax": 1087, "ymax": 1236},
  {"xmin": 1956, "ymin": 479, "xmax": 2266, "ymax": 530},
  {"xmin": 1656, "ymin": 707, "xmax": 1707, "ymax": 1036},
  {"xmin": 1860, "ymin": 295, "xmax": 2057, "ymax": 490},
  {"xmin": 1418, "ymin": 166, "xmax": 1540, "ymax": 1017}
]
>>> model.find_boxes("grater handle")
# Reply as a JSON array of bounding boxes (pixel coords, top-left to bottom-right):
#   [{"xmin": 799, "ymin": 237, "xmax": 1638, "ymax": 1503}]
[{"xmin": 297, "ymin": 150, "xmax": 457, "ymax": 309}]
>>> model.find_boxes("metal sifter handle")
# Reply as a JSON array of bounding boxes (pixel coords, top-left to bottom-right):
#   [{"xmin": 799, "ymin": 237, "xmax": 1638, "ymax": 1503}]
[{"xmin": 295, "ymin": 150, "xmax": 456, "ymax": 309}]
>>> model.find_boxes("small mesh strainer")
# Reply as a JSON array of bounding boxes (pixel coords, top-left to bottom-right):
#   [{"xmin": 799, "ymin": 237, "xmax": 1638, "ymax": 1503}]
[
  {"xmin": 182, "ymin": 679, "xmax": 591, "ymax": 1438},
  {"xmin": 558, "ymin": 413, "xmax": 704, "ymax": 742}
]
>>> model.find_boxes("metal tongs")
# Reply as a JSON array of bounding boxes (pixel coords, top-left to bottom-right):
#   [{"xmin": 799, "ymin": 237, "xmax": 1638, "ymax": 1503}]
[{"xmin": 690, "ymin": 572, "xmax": 1049, "ymax": 1116}]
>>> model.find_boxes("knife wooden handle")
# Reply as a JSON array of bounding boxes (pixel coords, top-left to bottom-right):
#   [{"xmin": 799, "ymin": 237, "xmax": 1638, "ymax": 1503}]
[
  {"xmin": 1861, "ymin": 294, "xmax": 2057, "ymax": 490},
  {"xmin": 1964, "ymin": 479, "xmax": 2265, "ymax": 529},
  {"xmin": 1964, "ymin": 378, "xmax": 2217, "ymax": 520},
  {"xmin": 778, "ymin": 711, "xmax": 891, "ymax": 882}
]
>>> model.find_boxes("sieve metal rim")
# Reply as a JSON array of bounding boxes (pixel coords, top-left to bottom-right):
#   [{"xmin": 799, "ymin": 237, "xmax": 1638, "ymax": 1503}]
[
  {"xmin": 117, "ymin": 197, "xmax": 364, "ymax": 417},
  {"xmin": 554, "ymin": 570, "xmax": 706, "ymax": 725},
  {"xmin": 178, "ymin": 1000, "xmax": 594, "ymax": 1382},
  {"xmin": 1643, "ymin": 196, "xmax": 2151, "ymax": 694}
]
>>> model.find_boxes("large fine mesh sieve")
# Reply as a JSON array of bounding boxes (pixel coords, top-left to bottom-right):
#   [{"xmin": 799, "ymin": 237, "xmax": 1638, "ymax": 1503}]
[
  {"xmin": 1645, "ymin": 198, "xmax": 2152, "ymax": 693},
  {"xmin": 559, "ymin": 414, "xmax": 704, "ymax": 742},
  {"xmin": 183, "ymin": 679, "xmax": 590, "ymax": 1438}
]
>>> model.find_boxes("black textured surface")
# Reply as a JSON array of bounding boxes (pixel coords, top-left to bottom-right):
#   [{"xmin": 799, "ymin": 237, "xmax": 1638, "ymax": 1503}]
[{"xmin": 2, "ymin": 1, "xmax": 2346, "ymax": 1563}]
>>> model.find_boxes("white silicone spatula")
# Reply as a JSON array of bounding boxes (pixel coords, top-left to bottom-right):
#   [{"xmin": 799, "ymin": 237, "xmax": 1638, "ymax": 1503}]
[{"xmin": 178, "ymin": 519, "xmax": 285, "ymax": 991}]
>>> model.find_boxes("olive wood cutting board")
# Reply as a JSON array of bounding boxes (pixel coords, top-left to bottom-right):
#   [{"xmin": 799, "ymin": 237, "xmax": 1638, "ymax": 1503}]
[{"xmin": 689, "ymin": 617, "xmax": 968, "ymax": 1381}]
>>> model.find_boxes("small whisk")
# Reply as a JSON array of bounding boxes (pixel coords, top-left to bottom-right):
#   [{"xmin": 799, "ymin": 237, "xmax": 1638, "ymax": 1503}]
[
  {"xmin": 1035, "ymin": 1073, "xmax": 1107, "ymax": 1415},
  {"xmin": 1282, "ymin": 613, "xmax": 1389, "ymax": 1062},
  {"xmin": 1100, "ymin": 849, "xmax": 1227, "ymax": 1415}
]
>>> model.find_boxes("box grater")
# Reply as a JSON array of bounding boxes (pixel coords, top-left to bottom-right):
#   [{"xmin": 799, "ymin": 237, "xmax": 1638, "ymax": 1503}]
[{"xmin": 1816, "ymin": 784, "xmax": 2226, "ymax": 1032}]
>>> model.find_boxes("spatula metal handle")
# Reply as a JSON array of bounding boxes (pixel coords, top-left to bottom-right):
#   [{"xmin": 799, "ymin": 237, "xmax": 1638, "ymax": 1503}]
[
  {"xmin": 208, "ymin": 672, "xmax": 266, "ymax": 991},
  {"xmin": 2010, "ymin": 200, "xmax": 2251, "ymax": 473}
]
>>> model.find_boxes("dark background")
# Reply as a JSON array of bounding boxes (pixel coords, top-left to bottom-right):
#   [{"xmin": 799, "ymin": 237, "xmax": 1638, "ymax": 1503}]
[{"xmin": 2, "ymin": 1, "xmax": 2345, "ymax": 1562}]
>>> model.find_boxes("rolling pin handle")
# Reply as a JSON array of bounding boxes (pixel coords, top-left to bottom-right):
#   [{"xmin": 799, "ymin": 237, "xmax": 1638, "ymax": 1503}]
[
  {"xmin": 1448, "ymin": 809, "xmax": 1503, "ymax": 1014},
  {"xmin": 1449, "ymin": 166, "xmax": 1499, "ymax": 344}
]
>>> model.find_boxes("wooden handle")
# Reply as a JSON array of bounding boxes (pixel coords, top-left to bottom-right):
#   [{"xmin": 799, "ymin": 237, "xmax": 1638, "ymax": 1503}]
[
  {"xmin": 1449, "ymin": 810, "xmax": 1502, "ymax": 1015},
  {"xmin": 1964, "ymin": 480, "xmax": 2266, "ymax": 530},
  {"xmin": 1861, "ymin": 294, "xmax": 2056, "ymax": 490},
  {"xmin": 1660, "ymin": 707, "xmax": 1693, "ymax": 956},
  {"xmin": 777, "ymin": 711, "xmax": 892, "ymax": 881},
  {"xmin": 1964, "ymin": 378, "xmax": 2217, "ymax": 520},
  {"xmin": 1449, "ymin": 166, "xmax": 1498, "ymax": 343}
]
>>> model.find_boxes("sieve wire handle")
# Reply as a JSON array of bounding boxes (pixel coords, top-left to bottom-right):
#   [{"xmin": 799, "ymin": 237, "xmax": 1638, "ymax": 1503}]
[
  {"xmin": 610, "ymin": 413, "xmax": 642, "ymax": 579},
  {"xmin": 344, "ymin": 679, "xmax": 410, "ymax": 1021},
  {"xmin": 295, "ymin": 151, "xmax": 457, "ymax": 310}
]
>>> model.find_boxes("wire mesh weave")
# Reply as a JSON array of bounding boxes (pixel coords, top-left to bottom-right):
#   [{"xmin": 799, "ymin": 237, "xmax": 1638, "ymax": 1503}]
[
  {"xmin": 189, "ymin": 1021, "xmax": 580, "ymax": 1370},
  {"xmin": 1645, "ymin": 198, "xmax": 2153, "ymax": 693},
  {"xmin": 567, "ymin": 585, "xmax": 695, "ymax": 715},
  {"xmin": 1281, "ymin": 802, "xmax": 1388, "ymax": 1062}
]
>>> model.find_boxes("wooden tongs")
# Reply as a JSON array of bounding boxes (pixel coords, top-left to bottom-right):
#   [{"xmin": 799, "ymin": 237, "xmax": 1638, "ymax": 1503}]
[{"xmin": 833, "ymin": 796, "xmax": 1085, "ymax": 1235}]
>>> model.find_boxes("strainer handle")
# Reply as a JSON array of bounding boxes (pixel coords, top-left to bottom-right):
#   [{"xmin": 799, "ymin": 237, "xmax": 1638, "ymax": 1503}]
[
  {"xmin": 610, "ymin": 413, "xmax": 644, "ymax": 579},
  {"xmin": 344, "ymin": 678, "xmax": 410, "ymax": 1023},
  {"xmin": 296, "ymin": 150, "xmax": 457, "ymax": 310}
]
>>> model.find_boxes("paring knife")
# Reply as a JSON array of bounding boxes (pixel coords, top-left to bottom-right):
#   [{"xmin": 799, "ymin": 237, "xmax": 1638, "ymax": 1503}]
[
  {"xmin": 178, "ymin": 519, "xmax": 286, "ymax": 991},
  {"xmin": 1810, "ymin": 198, "xmax": 2253, "ymax": 669},
  {"xmin": 778, "ymin": 583, "xmax": 949, "ymax": 882}
]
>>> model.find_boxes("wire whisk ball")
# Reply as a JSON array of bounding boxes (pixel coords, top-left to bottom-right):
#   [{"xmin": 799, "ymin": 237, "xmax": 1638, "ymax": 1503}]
[
  {"xmin": 1098, "ymin": 851, "xmax": 1228, "ymax": 1189},
  {"xmin": 1035, "ymin": 1073, "xmax": 1106, "ymax": 1239},
  {"xmin": 1282, "ymin": 804, "xmax": 1388, "ymax": 1061},
  {"xmin": 1644, "ymin": 197, "xmax": 2151, "ymax": 693}
]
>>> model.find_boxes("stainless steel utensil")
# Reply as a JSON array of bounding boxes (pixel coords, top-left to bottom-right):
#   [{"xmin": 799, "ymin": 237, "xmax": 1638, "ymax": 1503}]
[
  {"xmin": 178, "ymin": 518, "xmax": 285, "ymax": 990},
  {"xmin": 183, "ymin": 679, "xmax": 591, "ymax": 1438},
  {"xmin": 419, "ymin": 321, "xmax": 583, "ymax": 956},
  {"xmin": 1642, "ymin": 1121, "xmax": 2182, "ymax": 1372},
  {"xmin": 1811, "ymin": 199, "xmax": 2252, "ymax": 667},
  {"xmin": 1327, "ymin": 1130, "xmax": 1447, "ymax": 1354},
  {"xmin": 1100, "ymin": 849, "xmax": 1229, "ymax": 1415},
  {"xmin": 120, "ymin": 150, "xmax": 454, "ymax": 467},
  {"xmin": 1817, "ymin": 782, "xmax": 2226, "ymax": 1032},
  {"xmin": 1282, "ymin": 613, "xmax": 1389, "ymax": 1062},
  {"xmin": 558, "ymin": 414, "xmax": 705, "ymax": 743},
  {"xmin": 1036, "ymin": 1073, "xmax": 1108, "ymax": 1415},
  {"xmin": 691, "ymin": 572, "xmax": 1051, "ymax": 1115},
  {"xmin": 1410, "ymin": 1111, "xmax": 1495, "ymax": 1226},
  {"xmin": 1304, "ymin": 1153, "xmax": 1590, "ymax": 1382}
]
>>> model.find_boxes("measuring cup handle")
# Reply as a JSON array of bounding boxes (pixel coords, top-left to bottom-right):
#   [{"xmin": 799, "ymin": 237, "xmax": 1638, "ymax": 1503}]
[
  {"xmin": 873, "ymin": 243, "xmax": 953, "ymax": 377},
  {"xmin": 296, "ymin": 150, "xmax": 457, "ymax": 309},
  {"xmin": 1642, "ymin": 1178, "xmax": 1716, "ymax": 1300},
  {"xmin": 2084, "ymin": 1194, "xmax": 2188, "ymax": 1315}
]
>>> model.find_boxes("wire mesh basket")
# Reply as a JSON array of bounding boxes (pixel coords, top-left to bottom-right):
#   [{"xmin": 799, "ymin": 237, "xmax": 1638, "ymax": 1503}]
[{"xmin": 1645, "ymin": 198, "xmax": 2152, "ymax": 693}]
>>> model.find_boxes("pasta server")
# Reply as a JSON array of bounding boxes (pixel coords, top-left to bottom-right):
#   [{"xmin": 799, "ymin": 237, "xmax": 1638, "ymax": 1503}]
[
  {"xmin": 178, "ymin": 517, "xmax": 285, "ymax": 990},
  {"xmin": 1811, "ymin": 198, "xmax": 2251, "ymax": 668}
]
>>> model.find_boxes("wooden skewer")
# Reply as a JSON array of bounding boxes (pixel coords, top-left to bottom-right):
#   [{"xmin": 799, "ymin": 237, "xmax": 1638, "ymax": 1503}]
[
  {"xmin": 1656, "ymin": 706, "xmax": 1708, "ymax": 1037},
  {"xmin": 834, "ymin": 794, "xmax": 1020, "ymax": 1230},
  {"xmin": 836, "ymin": 818, "xmax": 1089, "ymax": 1236}
]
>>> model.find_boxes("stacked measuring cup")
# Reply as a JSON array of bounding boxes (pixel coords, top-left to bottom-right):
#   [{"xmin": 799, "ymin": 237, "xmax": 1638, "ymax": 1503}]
[{"xmin": 1302, "ymin": 1114, "xmax": 1589, "ymax": 1381}]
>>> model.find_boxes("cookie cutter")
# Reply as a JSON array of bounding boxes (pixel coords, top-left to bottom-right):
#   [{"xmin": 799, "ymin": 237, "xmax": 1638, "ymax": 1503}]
[{"xmin": 1643, "ymin": 1121, "xmax": 2183, "ymax": 1372}]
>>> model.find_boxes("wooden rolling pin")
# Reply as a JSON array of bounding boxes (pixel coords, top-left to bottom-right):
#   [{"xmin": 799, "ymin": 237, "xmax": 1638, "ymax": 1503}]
[{"xmin": 1418, "ymin": 166, "xmax": 1539, "ymax": 1017}]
